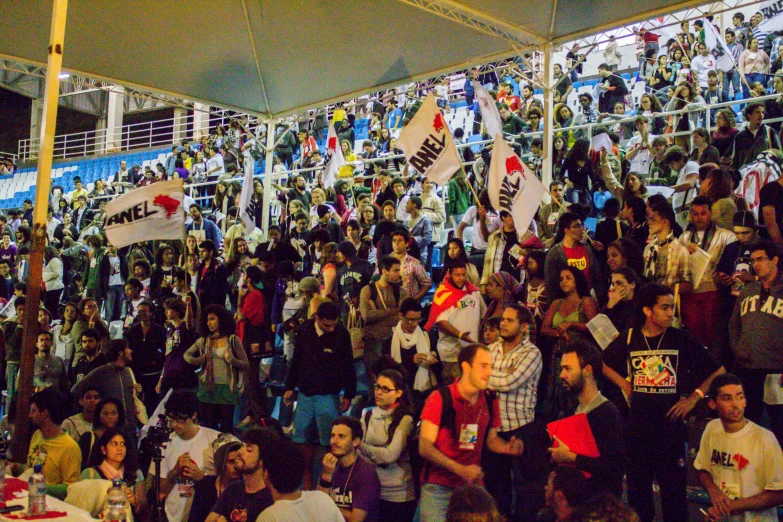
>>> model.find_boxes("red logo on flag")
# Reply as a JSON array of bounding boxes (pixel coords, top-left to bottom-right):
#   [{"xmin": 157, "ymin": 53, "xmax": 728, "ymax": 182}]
[
  {"xmin": 433, "ymin": 113, "xmax": 446, "ymax": 133},
  {"xmin": 153, "ymin": 194, "xmax": 181, "ymax": 218},
  {"xmin": 327, "ymin": 136, "xmax": 337, "ymax": 151},
  {"xmin": 505, "ymin": 155, "xmax": 527, "ymax": 179}
]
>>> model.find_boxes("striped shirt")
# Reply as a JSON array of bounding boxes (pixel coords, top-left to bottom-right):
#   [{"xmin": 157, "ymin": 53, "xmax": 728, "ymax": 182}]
[{"xmin": 488, "ymin": 339, "xmax": 542, "ymax": 432}]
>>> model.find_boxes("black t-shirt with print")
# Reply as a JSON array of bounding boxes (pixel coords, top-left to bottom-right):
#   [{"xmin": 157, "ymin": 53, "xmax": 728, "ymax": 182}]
[
  {"xmin": 604, "ymin": 327, "xmax": 719, "ymax": 440},
  {"xmin": 211, "ymin": 480, "xmax": 274, "ymax": 522}
]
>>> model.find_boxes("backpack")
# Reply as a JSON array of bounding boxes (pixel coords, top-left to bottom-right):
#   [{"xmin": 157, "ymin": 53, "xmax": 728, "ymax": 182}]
[{"xmin": 420, "ymin": 385, "xmax": 496, "ymax": 483}]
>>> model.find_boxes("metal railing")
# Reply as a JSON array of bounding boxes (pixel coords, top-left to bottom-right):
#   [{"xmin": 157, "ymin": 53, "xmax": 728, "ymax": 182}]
[
  {"xmin": 0, "ymin": 151, "xmax": 17, "ymax": 162},
  {"xmin": 18, "ymin": 112, "xmax": 196, "ymax": 162}
]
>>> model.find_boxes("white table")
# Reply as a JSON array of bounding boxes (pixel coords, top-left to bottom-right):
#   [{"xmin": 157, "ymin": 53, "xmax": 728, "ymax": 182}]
[{"xmin": 0, "ymin": 477, "xmax": 96, "ymax": 522}]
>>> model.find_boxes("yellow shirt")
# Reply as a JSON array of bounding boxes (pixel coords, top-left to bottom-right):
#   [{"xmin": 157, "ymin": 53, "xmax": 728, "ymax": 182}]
[
  {"xmin": 338, "ymin": 152, "xmax": 357, "ymax": 178},
  {"xmin": 71, "ymin": 188, "xmax": 89, "ymax": 209},
  {"xmin": 332, "ymin": 109, "xmax": 347, "ymax": 125},
  {"xmin": 27, "ymin": 430, "xmax": 82, "ymax": 487}
]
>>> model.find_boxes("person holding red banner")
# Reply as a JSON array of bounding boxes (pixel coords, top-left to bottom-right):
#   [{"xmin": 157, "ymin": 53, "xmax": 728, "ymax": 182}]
[{"xmin": 425, "ymin": 258, "xmax": 485, "ymax": 385}]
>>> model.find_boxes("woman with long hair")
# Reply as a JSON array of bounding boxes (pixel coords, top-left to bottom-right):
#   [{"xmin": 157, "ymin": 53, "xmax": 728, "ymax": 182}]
[
  {"xmin": 637, "ymin": 92, "xmax": 666, "ymax": 134},
  {"xmin": 560, "ymin": 138, "xmax": 599, "ymax": 209},
  {"xmin": 78, "ymin": 398, "xmax": 127, "ymax": 469},
  {"xmin": 606, "ymin": 238, "xmax": 646, "ymax": 278},
  {"xmin": 689, "ymin": 128, "xmax": 721, "ymax": 165},
  {"xmin": 81, "ymin": 427, "xmax": 147, "ymax": 518},
  {"xmin": 701, "ymin": 167, "xmax": 739, "ymax": 229},
  {"xmin": 540, "ymin": 266, "xmax": 598, "ymax": 418},
  {"xmin": 338, "ymin": 139, "xmax": 358, "ymax": 179},
  {"xmin": 711, "ymin": 108, "xmax": 739, "ymax": 159},
  {"xmin": 212, "ymin": 181, "xmax": 232, "ymax": 234},
  {"xmin": 602, "ymin": 266, "xmax": 641, "ymax": 333},
  {"xmin": 384, "ymin": 137, "xmax": 405, "ymax": 174},
  {"xmin": 552, "ymin": 134, "xmax": 569, "ymax": 179},
  {"xmin": 179, "ymin": 235, "xmax": 199, "ymax": 267},
  {"xmin": 621, "ymin": 197, "xmax": 650, "ymax": 250},
  {"xmin": 739, "ymin": 38, "xmax": 771, "ymax": 97},
  {"xmin": 376, "ymin": 127, "xmax": 392, "ymax": 153},
  {"xmin": 52, "ymin": 302, "xmax": 78, "ymax": 366},
  {"xmin": 90, "ymin": 179, "xmax": 114, "ymax": 200},
  {"xmin": 553, "ymin": 104, "xmax": 575, "ymax": 147},
  {"xmin": 664, "ymin": 81, "xmax": 705, "ymax": 150},
  {"xmin": 226, "ymin": 237, "xmax": 252, "ymax": 311},
  {"xmin": 648, "ymin": 55, "xmax": 673, "ymax": 96},
  {"xmin": 360, "ymin": 369, "xmax": 417, "ymax": 522},
  {"xmin": 541, "ymin": 266, "xmax": 598, "ymax": 343},
  {"xmin": 522, "ymin": 250, "xmax": 548, "ymax": 344},
  {"xmin": 184, "ymin": 305, "xmax": 250, "ymax": 432},
  {"xmin": 445, "ymin": 238, "xmax": 479, "ymax": 285}
]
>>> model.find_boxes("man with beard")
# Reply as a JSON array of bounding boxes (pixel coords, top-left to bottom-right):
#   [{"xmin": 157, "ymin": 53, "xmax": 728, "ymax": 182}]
[
  {"xmin": 68, "ymin": 328, "xmax": 107, "ymax": 386},
  {"xmin": 274, "ymin": 174, "xmax": 311, "ymax": 210},
  {"xmin": 205, "ymin": 428, "xmax": 277, "ymax": 522},
  {"xmin": 318, "ymin": 417, "xmax": 381, "ymax": 522},
  {"xmin": 484, "ymin": 304, "xmax": 545, "ymax": 521},
  {"xmin": 550, "ymin": 340, "xmax": 626, "ymax": 497}
]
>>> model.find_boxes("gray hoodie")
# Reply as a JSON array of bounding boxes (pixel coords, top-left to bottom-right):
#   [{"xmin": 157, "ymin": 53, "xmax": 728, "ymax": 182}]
[{"xmin": 729, "ymin": 277, "xmax": 783, "ymax": 370}]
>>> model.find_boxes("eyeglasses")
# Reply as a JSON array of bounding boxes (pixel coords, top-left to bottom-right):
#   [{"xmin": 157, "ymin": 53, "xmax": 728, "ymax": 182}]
[
  {"xmin": 750, "ymin": 256, "xmax": 770, "ymax": 264},
  {"xmin": 373, "ymin": 384, "xmax": 397, "ymax": 394}
]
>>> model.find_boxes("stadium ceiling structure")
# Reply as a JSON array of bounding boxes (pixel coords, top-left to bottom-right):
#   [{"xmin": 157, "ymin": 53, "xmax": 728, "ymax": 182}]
[{"xmin": 1, "ymin": 0, "xmax": 724, "ymax": 120}]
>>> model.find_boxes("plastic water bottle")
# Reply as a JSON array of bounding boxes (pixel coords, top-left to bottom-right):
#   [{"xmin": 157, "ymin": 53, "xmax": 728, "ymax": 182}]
[
  {"xmin": 28, "ymin": 464, "xmax": 46, "ymax": 516},
  {"xmin": 105, "ymin": 478, "xmax": 127, "ymax": 522}
]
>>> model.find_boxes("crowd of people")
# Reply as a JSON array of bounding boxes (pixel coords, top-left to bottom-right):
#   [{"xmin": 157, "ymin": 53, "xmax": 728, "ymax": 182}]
[{"xmin": 4, "ymin": 12, "xmax": 783, "ymax": 522}]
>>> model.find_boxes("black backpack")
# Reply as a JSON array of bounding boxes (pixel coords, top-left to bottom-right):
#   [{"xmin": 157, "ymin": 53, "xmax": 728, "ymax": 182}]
[{"xmin": 420, "ymin": 385, "xmax": 496, "ymax": 482}]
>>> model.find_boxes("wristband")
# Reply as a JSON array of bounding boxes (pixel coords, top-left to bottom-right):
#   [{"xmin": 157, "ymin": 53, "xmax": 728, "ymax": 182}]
[
  {"xmin": 319, "ymin": 477, "xmax": 333, "ymax": 488},
  {"xmin": 694, "ymin": 388, "xmax": 705, "ymax": 399}
]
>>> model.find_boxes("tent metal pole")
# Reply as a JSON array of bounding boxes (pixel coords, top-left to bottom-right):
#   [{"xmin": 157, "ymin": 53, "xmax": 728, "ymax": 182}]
[
  {"xmin": 541, "ymin": 43, "xmax": 555, "ymax": 202},
  {"xmin": 261, "ymin": 120, "xmax": 276, "ymax": 236},
  {"xmin": 12, "ymin": 0, "xmax": 68, "ymax": 463}
]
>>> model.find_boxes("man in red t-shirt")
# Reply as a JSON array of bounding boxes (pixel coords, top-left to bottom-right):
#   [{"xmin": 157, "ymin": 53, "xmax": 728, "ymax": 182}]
[{"xmin": 418, "ymin": 344, "xmax": 523, "ymax": 522}]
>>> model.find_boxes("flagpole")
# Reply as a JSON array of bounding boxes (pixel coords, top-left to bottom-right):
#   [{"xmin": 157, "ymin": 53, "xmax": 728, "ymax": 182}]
[
  {"xmin": 13, "ymin": 0, "xmax": 68, "ymax": 464},
  {"xmin": 460, "ymin": 165, "xmax": 483, "ymax": 209}
]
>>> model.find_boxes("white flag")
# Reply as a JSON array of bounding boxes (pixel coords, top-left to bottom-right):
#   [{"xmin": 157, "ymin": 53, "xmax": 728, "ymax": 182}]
[
  {"xmin": 397, "ymin": 93, "xmax": 463, "ymax": 185},
  {"xmin": 758, "ymin": 0, "xmax": 783, "ymax": 34},
  {"xmin": 473, "ymin": 80, "xmax": 502, "ymax": 138},
  {"xmin": 703, "ymin": 20, "xmax": 739, "ymax": 73},
  {"xmin": 487, "ymin": 134, "xmax": 547, "ymax": 234},
  {"xmin": 238, "ymin": 166, "xmax": 256, "ymax": 233},
  {"xmin": 323, "ymin": 124, "xmax": 344, "ymax": 189},
  {"xmin": 104, "ymin": 178, "xmax": 185, "ymax": 249}
]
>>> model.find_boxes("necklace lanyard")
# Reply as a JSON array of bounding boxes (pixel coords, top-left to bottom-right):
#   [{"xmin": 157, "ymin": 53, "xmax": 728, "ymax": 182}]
[
  {"xmin": 642, "ymin": 328, "xmax": 666, "ymax": 351},
  {"xmin": 332, "ymin": 459, "xmax": 357, "ymax": 500}
]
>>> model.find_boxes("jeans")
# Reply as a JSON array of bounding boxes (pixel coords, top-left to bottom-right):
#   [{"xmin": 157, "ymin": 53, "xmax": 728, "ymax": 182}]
[
  {"xmin": 104, "ymin": 284, "xmax": 125, "ymax": 322},
  {"xmin": 744, "ymin": 72, "xmax": 767, "ymax": 98},
  {"xmin": 419, "ymin": 483, "xmax": 454, "ymax": 522},
  {"xmin": 723, "ymin": 69, "xmax": 742, "ymax": 99}
]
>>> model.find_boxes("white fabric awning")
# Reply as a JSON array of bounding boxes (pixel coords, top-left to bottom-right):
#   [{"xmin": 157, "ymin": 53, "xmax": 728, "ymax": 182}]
[{"xmin": 0, "ymin": 0, "xmax": 714, "ymax": 118}]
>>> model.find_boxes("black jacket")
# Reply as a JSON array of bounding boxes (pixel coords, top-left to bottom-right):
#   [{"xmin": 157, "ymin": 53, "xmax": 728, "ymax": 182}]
[
  {"xmin": 285, "ymin": 318, "xmax": 356, "ymax": 399},
  {"xmin": 97, "ymin": 253, "xmax": 128, "ymax": 298},
  {"xmin": 196, "ymin": 259, "xmax": 230, "ymax": 308}
]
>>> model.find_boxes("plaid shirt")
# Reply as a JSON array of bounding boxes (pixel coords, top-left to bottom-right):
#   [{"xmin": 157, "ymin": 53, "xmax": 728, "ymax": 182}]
[
  {"xmin": 400, "ymin": 254, "xmax": 431, "ymax": 298},
  {"xmin": 644, "ymin": 234, "xmax": 692, "ymax": 287},
  {"xmin": 488, "ymin": 340, "xmax": 542, "ymax": 432}
]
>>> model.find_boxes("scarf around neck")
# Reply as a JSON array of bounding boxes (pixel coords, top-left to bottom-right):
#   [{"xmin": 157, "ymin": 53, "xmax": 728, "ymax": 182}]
[
  {"xmin": 645, "ymin": 233, "xmax": 674, "ymax": 279},
  {"xmin": 390, "ymin": 323, "xmax": 435, "ymax": 392}
]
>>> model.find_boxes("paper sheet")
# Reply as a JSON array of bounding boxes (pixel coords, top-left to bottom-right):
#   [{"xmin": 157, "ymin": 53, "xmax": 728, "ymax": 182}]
[
  {"xmin": 646, "ymin": 185, "xmax": 675, "ymax": 199},
  {"xmin": 690, "ymin": 247, "xmax": 711, "ymax": 289},
  {"xmin": 586, "ymin": 313, "xmax": 620, "ymax": 350},
  {"xmin": 590, "ymin": 133, "xmax": 613, "ymax": 153}
]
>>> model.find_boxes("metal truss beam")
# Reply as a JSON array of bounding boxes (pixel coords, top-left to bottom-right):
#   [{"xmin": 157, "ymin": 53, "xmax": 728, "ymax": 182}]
[
  {"xmin": 395, "ymin": 0, "xmax": 545, "ymax": 48},
  {"xmin": 562, "ymin": 0, "xmax": 767, "ymax": 48}
]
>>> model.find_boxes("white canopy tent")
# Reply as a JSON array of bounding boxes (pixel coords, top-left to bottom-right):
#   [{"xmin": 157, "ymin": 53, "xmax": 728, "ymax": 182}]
[
  {"xmin": 1, "ymin": 0, "xmax": 719, "ymax": 459},
  {"xmin": 2, "ymin": 0, "xmax": 716, "ymax": 119}
]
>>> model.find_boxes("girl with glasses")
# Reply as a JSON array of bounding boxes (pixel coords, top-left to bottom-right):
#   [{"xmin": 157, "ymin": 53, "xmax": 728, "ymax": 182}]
[{"xmin": 359, "ymin": 369, "xmax": 416, "ymax": 522}]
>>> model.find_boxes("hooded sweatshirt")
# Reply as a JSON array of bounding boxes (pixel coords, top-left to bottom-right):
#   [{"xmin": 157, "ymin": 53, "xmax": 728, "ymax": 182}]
[{"xmin": 729, "ymin": 277, "xmax": 783, "ymax": 370}]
